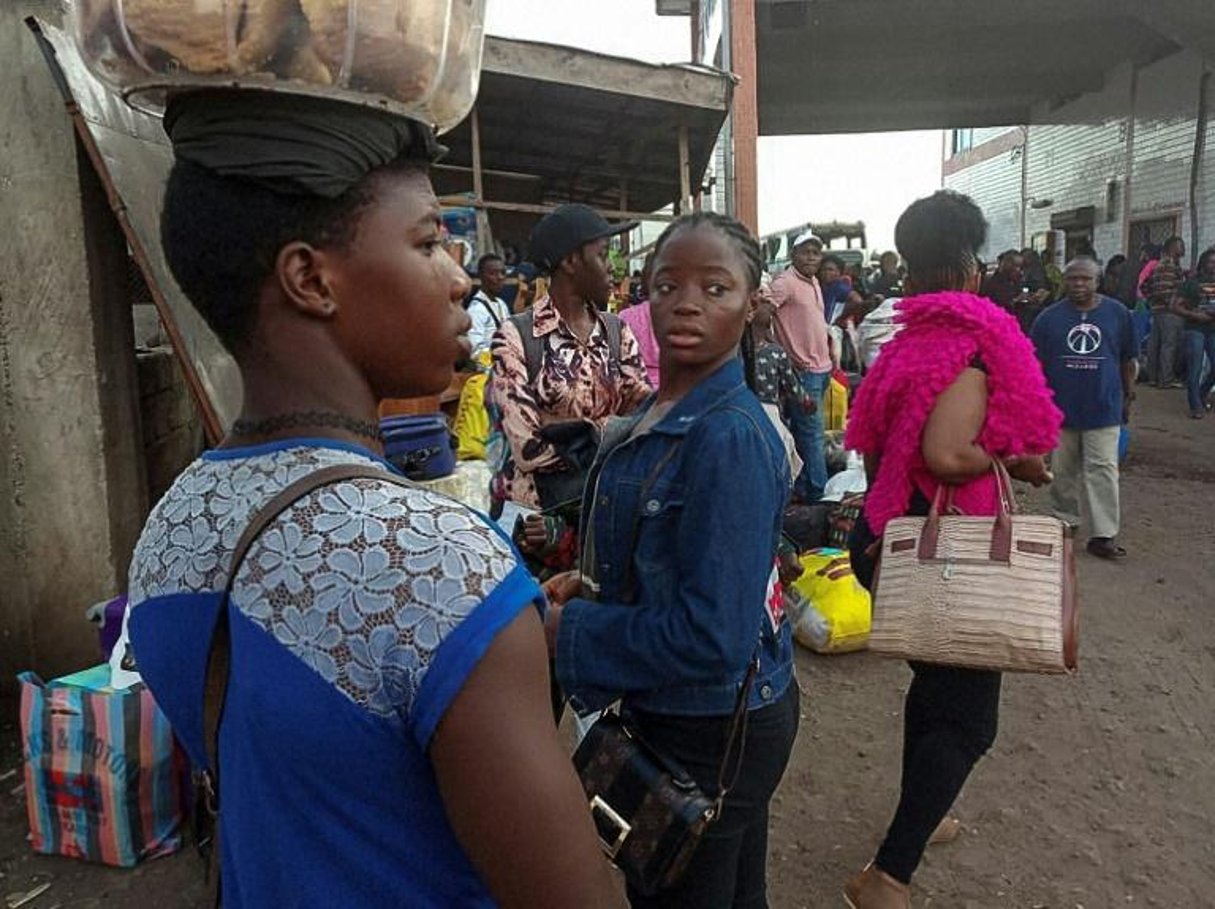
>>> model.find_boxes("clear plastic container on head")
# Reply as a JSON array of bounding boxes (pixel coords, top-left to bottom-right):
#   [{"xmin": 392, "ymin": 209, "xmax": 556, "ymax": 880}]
[{"xmin": 69, "ymin": 0, "xmax": 486, "ymax": 132}]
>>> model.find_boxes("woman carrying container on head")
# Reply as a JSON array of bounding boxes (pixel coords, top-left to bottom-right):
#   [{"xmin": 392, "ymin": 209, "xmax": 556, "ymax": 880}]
[{"xmin": 124, "ymin": 88, "xmax": 623, "ymax": 909}]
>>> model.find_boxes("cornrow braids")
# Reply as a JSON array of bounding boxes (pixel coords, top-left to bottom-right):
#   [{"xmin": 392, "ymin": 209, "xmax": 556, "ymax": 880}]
[
  {"xmin": 740, "ymin": 321, "xmax": 759, "ymax": 393},
  {"xmin": 650, "ymin": 211, "xmax": 765, "ymax": 292}
]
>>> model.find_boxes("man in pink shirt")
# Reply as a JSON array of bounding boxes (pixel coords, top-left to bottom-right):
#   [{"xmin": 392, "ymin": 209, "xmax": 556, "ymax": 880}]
[
  {"xmin": 619, "ymin": 299, "xmax": 660, "ymax": 388},
  {"xmin": 769, "ymin": 230, "xmax": 832, "ymax": 502}
]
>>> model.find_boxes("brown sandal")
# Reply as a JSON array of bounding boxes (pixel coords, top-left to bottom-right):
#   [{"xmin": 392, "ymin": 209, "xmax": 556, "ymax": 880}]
[{"xmin": 928, "ymin": 815, "xmax": 962, "ymax": 845}]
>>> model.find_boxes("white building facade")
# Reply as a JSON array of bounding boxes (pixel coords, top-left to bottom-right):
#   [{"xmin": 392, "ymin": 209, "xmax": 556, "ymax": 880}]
[{"xmin": 943, "ymin": 49, "xmax": 1214, "ymax": 270}]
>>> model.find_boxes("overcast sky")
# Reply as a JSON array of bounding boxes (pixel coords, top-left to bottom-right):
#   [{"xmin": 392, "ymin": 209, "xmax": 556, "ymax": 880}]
[{"xmin": 484, "ymin": 0, "xmax": 943, "ymax": 250}]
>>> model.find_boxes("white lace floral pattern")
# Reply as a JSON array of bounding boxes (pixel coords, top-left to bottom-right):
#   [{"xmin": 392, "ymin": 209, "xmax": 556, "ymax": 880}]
[{"xmin": 129, "ymin": 446, "xmax": 519, "ymax": 722}]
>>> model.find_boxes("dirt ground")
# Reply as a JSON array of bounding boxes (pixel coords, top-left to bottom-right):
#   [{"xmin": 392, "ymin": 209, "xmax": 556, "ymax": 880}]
[{"xmin": 1, "ymin": 386, "xmax": 1212, "ymax": 908}]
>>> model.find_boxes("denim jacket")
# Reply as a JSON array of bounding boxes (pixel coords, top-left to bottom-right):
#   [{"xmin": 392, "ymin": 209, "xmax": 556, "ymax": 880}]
[{"xmin": 555, "ymin": 358, "xmax": 794, "ymax": 716}]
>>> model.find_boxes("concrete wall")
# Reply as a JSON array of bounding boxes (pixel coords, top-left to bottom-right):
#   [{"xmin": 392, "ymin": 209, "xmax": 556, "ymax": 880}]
[
  {"xmin": 1129, "ymin": 53, "xmax": 1209, "ymax": 253},
  {"xmin": 943, "ymin": 140, "xmax": 1025, "ymax": 262},
  {"xmin": 0, "ymin": 2, "xmax": 147, "ymax": 684},
  {"xmin": 137, "ymin": 344, "xmax": 204, "ymax": 506},
  {"xmin": 946, "ymin": 49, "xmax": 1214, "ymax": 267}
]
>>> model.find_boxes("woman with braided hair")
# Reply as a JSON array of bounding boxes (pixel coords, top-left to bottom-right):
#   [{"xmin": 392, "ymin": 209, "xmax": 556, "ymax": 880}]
[{"xmin": 544, "ymin": 212, "xmax": 798, "ymax": 909}]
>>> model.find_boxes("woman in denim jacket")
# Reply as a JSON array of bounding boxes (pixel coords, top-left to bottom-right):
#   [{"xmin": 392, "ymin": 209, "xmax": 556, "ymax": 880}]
[{"xmin": 544, "ymin": 212, "xmax": 799, "ymax": 909}]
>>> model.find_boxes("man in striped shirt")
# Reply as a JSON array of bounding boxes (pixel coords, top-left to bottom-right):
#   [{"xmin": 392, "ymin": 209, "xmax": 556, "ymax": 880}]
[{"xmin": 1141, "ymin": 236, "xmax": 1187, "ymax": 387}]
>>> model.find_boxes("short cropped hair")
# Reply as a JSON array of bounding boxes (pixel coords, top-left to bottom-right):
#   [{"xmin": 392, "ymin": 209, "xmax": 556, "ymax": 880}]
[{"xmin": 161, "ymin": 159, "xmax": 421, "ymax": 353}]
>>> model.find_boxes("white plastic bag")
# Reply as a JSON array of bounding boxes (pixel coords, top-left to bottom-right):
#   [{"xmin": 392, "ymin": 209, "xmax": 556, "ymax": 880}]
[
  {"xmin": 856, "ymin": 297, "xmax": 903, "ymax": 371},
  {"xmin": 822, "ymin": 451, "xmax": 867, "ymax": 502}
]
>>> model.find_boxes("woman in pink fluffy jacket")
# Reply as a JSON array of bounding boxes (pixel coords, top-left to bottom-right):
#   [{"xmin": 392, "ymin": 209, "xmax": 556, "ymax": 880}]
[{"xmin": 841, "ymin": 191, "xmax": 1063, "ymax": 909}]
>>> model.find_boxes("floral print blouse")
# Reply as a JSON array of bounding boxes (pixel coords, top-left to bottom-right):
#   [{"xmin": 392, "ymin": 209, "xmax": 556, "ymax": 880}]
[{"xmin": 488, "ymin": 294, "xmax": 652, "ymax": 509}]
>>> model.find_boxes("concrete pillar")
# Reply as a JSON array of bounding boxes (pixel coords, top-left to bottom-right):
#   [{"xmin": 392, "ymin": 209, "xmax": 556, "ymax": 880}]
[
  {"xmin": 1, "ymin": 2, "xmax": 148, "ymax": 684},
  {"xmin": 729, "ymin": 0, "xmax": 759, "ymax": 234}
]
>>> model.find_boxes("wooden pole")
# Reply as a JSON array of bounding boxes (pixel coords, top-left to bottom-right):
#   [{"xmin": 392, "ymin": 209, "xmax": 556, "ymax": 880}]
[
  {"xmin": 470, "ymin": 106, "xmax": 491, "ymax": 255},
  {"xmin": 619, "ymin": 182, "xmax": 631, "ymax": 255},
  {"xmin": 456, "ymin": 198, "xmax": 676, "ymax": 222},
  {"xmin": 1187, "ymin": 68, "xmax": 1210, "ymax": 269},
  {"xmin": 678, "ymin": 124, "xmax": 692, "ymax": 215},
  {"xmin": 65, "ymin": 103, "xmax": 225, "ymax": 444},
  {"xmin": 690, "ymin": 0, "xmax": 702, "ymax": 63},
  {"xmin": 1122, "ymin": 65, "xmax": 1138, "ymax": 257},
  {"xmin": 729, "ymin": 0, "xmax": 759, "ymax": 234}
]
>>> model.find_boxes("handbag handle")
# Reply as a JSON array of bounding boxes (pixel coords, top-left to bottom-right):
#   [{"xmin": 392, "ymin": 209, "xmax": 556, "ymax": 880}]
[
  {"xmin": 202, "ymin": 463, "xmax": 418, "ymax": 907},
  {"xmin": 917, "ymin": 460, "xmax": 1016, "ymax": 564}
]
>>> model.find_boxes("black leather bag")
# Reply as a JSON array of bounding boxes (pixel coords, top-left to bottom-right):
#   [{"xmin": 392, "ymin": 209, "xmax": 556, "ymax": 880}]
[
  {"xmin": 532, "ymin": 420, "xmax": 601, "ymax": 509},
  {"xmin": 571, "ymin": 660, "xmax": 757, "ymax": 896}
]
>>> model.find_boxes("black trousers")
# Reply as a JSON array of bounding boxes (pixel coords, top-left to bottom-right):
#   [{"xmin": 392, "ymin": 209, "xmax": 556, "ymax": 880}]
[
  {"xmin": 625, "ymin": 683, "xmax": 800, "ymax": 909},
  {"xmin": 849, "ymin": 500, "xmax": 1002, "ymax": 885},
  {"xmin": 874, "ymin": 663, "xmax": 1001, "ymax": 883}
]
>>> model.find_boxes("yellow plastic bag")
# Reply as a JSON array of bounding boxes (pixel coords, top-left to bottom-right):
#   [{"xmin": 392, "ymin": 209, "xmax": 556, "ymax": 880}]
[
  {"xmin": 823, "ymin": 375, "xmax": 849, "ymax": 432},
  {"xmin": 453, "ymin": 371, "xmax": 491, "ymax": 461},
  {"xmin": 787, "ymin": 548, "xmax": 870, "ymax": 653}
]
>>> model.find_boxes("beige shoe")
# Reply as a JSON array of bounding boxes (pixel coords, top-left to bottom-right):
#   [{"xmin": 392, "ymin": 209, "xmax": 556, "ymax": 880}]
[
  {"xmin": 928, "ymin": 815, "xmax": 961, "ymax": 846},
  {"xmin": 842, "ymin": 863, "xmax": 911, "ymax": 909}
]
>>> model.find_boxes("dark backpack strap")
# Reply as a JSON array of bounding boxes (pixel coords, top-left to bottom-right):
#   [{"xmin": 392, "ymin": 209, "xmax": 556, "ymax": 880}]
[
  {"xmin": 475, "ymin": 294, "xmax": 503, "ymax": 329},
  {"xmin": 508, "ymin": 309, "xmax": 545, "ymax": 385},
  {"xmin": 603, "ymin": 311, "xmax": 623, "ymax": 363},
  {"xmin": 202, "ymin": 463, "xmax": 412, "ymax": 906},
  {"xmin": 510, "ymin": 309, "xmax": 621, "ymax": 385}
]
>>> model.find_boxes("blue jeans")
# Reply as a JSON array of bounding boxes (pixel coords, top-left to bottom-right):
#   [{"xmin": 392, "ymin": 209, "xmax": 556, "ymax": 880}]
[
  {"xmin": 788, "ymin": 369, "xmax": 830, "ymax": 502},
  {"xmin": 1184, "ymin": 329, "xmax": 1215, "ymax": 413}
]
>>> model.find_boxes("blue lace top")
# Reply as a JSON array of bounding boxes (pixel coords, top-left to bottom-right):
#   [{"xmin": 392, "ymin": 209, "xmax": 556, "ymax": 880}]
[{"xmin": 127, "ymin": 439, "xmax": 540, "ymax": 907}]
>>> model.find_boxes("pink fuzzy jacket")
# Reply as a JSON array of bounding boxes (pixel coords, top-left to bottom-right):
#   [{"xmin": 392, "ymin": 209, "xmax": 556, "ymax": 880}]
[{"xmin": 845, "ymin": 291, "xmax": 1063, "ymax": 535}]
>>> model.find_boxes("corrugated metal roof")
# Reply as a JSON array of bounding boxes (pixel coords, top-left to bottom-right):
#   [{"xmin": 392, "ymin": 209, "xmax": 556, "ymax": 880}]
[{"xmin": 439, "ymin": 37, "xmax": 733, "ymax": 213}]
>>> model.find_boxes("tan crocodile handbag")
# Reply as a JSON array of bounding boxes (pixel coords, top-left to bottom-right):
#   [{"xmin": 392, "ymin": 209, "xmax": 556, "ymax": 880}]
[{"xmin": 869, "ymin": 462, "xmax": 1078, "ymax": 673}]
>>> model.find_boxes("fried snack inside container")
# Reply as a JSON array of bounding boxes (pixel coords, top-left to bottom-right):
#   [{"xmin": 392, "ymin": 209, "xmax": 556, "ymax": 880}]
[
  {"xmin": 120, "ymin": 0, "xmax": 298, "ymax": 74},
  {"xmin": 300, "ymin": 0, "xmax": 444, "ymax": 102}
]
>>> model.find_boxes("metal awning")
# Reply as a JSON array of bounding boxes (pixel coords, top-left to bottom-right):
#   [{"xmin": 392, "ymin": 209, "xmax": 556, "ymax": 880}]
[
  {"xmin": 27, "ymin": 19, "xmax": 733, "ymax": 437},
  {"xmin": 754, "ymin": 0, "xmax": 1213, "ymax": 135}
]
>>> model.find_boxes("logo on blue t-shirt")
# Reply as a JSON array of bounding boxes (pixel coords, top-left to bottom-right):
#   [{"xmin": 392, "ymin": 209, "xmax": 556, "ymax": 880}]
[
  {"xmin": 1032, "ymin": 298, "xmax": 1134, "ymax": 429},
  {"xmin": 1066, "ymin": 322, "xmax": 1102, "ymax": 356}
]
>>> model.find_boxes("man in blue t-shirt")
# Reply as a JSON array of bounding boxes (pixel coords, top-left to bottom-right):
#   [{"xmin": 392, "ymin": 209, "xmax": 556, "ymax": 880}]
[{"xmin": 1031, "ymin": 258, "xmax": 1137, "ymax": 559}]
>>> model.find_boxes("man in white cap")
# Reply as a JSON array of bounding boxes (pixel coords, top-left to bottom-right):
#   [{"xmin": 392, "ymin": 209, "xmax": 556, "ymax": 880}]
[{"xmin": 769, "ymin": 230, "xmax": 832, "ymax": 502}]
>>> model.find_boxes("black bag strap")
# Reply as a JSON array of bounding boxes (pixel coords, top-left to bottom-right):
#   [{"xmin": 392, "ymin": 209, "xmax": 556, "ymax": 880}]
[
  {"xmin": 474, "ymin": 293, "xmax": 503, "ymax": 329},
  {"xmin": 202, "ymin": 463, "xmax": 414, "ymax": 906},
  {"xmin": 604, "ymin": 432, "xmax": 760, "ymax": 818},
  {"xmin": 713, "ymin": 653, "xmax": 760, "ymax": 818},
  {"xmin": 508, "ymin": 310, "xmax": 544, "ymax": 385}
]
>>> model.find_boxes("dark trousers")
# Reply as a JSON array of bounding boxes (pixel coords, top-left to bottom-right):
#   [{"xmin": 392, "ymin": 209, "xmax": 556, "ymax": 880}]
[
  {"xmin": 875, "ymin": 663, "xmax": 1002, "ymax": 884},
  {"xmin": 848, "ymin": 509, "xmax": 1002, "ymax": 885},
  {"xmin": 625, "ymin": 683, "xmax": 800, "ymax": 909}
]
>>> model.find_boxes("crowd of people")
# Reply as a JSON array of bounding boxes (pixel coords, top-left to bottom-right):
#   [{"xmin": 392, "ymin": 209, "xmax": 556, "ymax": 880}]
[
  {"xmin": 114, "ymin": 68, "xmax": 1213, "ymax": 909},
  {"xmin": 973, "ymin": 237, "xmax": 1215, "ymax": 421}
]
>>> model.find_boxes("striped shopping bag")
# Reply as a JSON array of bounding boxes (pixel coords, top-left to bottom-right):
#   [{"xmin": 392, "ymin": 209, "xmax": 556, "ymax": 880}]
[{"xmin": 18, "ymin": 665, "xmax": 187, "ymax": 867}]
